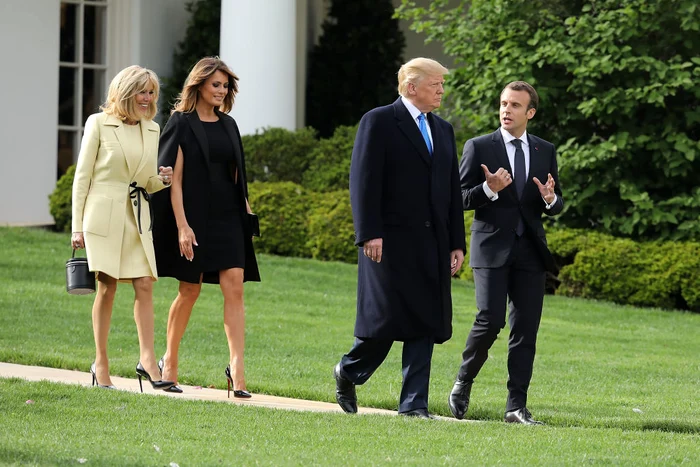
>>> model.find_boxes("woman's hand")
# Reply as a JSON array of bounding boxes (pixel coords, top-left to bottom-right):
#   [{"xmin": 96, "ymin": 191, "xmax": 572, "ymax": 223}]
[
  {"xmin": 245, "ymin": 198, "xmax": 253, "ymax": 215},
  {"xmin": 159, "ymin": 166, "xmax": 173, "ymax": 186},
  {"xmin": 71, "ymin": 232, "xmax": 85, "ymax": 249},
  {"xmin": 178, "ymin": 225, "xmax": 198, "ymax": 261}
]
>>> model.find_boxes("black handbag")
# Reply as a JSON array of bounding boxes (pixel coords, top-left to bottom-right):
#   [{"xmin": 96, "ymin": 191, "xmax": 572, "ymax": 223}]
[
  {"xmin": 249, "ymin": 213, "xmax": 260, "ymax": 237},
  {"xmin": 66, "ymin": 249, "xmax": 96, "ymax": 295}
]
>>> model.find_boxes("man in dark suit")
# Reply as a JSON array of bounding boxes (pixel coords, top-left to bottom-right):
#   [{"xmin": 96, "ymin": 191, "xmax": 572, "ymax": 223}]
[
  {"xmin": 448, "ymin": 81, "xmax": 563, "ymax": 425},
  {"xmin": 333, "ymin": 58, "xmax": 466, "ymax": 419}
]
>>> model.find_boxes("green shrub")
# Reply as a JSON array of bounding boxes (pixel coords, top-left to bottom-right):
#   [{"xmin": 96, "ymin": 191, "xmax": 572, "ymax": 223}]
[
  {"xmin": 301, "ymin": 124, "xmax": 357, "ymax": 192},
  {"xmin": 243, "ymin": 127, "xmax": 318, "ymax": 185},
  {"xmin": 49, "ymin": 164, "xmax": 75, "ymax": 232},
  {"xmin": 306, "ymin": 190, "xmax": 356, "ymax": 263},
  {"xmin": 248, "ymin": 181, "xmax": 312, "ymax": 257},
  {"xmin": 557, "ymin": 237, "xmax": 700, "ymax": 311}
]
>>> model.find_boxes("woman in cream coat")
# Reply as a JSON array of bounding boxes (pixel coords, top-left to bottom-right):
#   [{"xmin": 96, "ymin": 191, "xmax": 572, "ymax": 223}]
[{"xmin": 71, "ymin": 65, "xmax": 174, "ymax": 392}]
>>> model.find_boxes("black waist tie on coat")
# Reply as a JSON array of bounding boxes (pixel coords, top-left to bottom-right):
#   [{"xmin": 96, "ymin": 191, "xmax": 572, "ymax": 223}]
[{"xmin": 129, "ymin": 182, "xmax": 153, "ymax": 234}]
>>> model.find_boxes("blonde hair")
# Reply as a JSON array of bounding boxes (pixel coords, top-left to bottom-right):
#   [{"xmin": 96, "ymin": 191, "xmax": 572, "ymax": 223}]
[
  {"xmin": 101, "ymin": 65, "xmax": 159, "ymax": 121},
  {"xmin": 172, "ymin": 56, "xmax": 239, "ymax": 114},
  {"xmin": 397, "ymin": 57, "xmax": 449, "ymax": 97}
]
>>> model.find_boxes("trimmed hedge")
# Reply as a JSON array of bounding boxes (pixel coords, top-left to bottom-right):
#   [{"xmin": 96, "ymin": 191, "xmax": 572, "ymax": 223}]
[
  {"xmin": 247, "ymin": 181, "xmax": 313, "ymax": 258},
  {"xmin": 557, "ymin": 236, "xmax": 700, "ymax": 312},
  {"xmin": 242, "ymin": 127, "xmax": 318, "ymax": 185},
  {"xmin": 302, "ymin": 124, "xmax": 357, "ymax": 192}
]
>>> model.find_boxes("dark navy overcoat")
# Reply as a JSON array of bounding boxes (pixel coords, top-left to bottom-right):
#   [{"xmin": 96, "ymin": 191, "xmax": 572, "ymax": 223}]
[{"xmin": 350, "ymin": 98, "xmax": 466, "ymax": 344}]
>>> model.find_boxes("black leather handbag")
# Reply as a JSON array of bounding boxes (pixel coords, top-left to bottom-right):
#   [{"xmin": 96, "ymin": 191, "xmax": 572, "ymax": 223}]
[
  {"xmin": 249, "ymin": 213, "xmax": 260, "ymax": 237},
  {"xmin": 66, "ymin": 249, "xmax": 96, "ymax": 295}
]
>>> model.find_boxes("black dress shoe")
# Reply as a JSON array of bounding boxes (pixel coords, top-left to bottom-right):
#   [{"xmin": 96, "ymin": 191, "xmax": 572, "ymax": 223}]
[
  {"xmin": 504, "ymin": 407, "xmax": 545, "ymax": 425},
  {"xmin": 448, "ymin": 379, "xmax": 472, "ymax": 420},
  {"xmin": 333, "ymin": 363, "xmax": 357, "ymax": 414},
  {"xmin": 399, "ymin": 408, "xmax": 433, "ymax": 419}
]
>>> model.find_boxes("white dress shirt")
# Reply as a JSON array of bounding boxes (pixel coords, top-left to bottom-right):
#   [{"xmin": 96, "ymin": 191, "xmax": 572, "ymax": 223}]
[
  {"xmin": 401, "ymin": 96, "xmax": 433, "ymax": 148},
  {"xmin": 483, "ymin": 127, "xmax": 557, "ymax": 209}
]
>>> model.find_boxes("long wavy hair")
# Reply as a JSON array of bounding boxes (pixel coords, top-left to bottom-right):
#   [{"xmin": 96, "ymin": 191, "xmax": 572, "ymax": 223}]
[{"xmin": 172, "ymin": 57, "xmax": 239, "ymax": 114}]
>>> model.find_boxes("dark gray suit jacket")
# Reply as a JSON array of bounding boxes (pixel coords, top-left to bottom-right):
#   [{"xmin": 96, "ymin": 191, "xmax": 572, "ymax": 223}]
[{"xmin": 459, "ymin": 129, "xmax": 563, "ymax": 272}]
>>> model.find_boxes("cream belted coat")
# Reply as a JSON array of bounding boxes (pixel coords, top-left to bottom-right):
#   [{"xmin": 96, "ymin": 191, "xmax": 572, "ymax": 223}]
[{"xmin": 71, "ymin": 112, "xmax": 167, "ymax": 279}]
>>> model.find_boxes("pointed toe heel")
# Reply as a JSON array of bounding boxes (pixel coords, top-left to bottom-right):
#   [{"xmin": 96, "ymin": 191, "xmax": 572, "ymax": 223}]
[
  {"xmin": 225, "ymin": 365, "xmax": 252, "ymax": 399},
  {"xmin": 90, "ymin": 362, "xmax": 116, "ymax": 390},
  {"xmin": 135, "ymin": 362, "xmax": 175, "ymax": 392}
]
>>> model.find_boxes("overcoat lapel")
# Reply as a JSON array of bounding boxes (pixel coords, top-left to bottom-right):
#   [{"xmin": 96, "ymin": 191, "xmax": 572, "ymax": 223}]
[
  {"xmin": 393, "ymin": 99, "xmax": 432, "ymax": 167},
  {"xmin": 104, "ymin": 115, "xmax": 135, "ymax": 175},
  {"xmin": 133, "ymin": 119, "xmax": 159, "ymax": 177},
  {"xmin": 186, "ymin": 112, "xmax": 211, "ymax": 171}
]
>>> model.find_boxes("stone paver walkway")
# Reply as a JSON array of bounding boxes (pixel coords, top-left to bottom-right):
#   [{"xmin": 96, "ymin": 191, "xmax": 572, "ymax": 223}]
[{"xmin": 0, "ymin": 362, "xmax": 462, "ymax": 421}]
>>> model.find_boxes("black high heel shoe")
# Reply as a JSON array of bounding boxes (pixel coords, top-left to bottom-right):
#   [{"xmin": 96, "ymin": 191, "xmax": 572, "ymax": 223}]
[
  {"xmin": 135, "ymin": 362, "xmax": 175, "ymax": 393},
  {"xmin": 157, "ymin": 357, "xmax": 183, "ymax": 393},
  {"xmin": 90, "ymin": 362, "xmax": 116, "ymax": 390},
  {"xmin": 225, "ymin": 365, "xmax": 252, "ymax": 398}
]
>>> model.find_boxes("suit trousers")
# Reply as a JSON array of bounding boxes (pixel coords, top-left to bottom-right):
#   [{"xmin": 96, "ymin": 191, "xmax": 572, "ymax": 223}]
[
  {"xmin": 457, "ymin": 235, "xmax": 546, "ymax": 412},
  {"xmin": 339, "ymin": 336, "xmax": 434, "ymax": 413}
]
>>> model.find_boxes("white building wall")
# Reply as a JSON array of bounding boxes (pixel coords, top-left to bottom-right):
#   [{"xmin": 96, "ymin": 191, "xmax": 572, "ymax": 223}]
[
  {"xmin": 220, "ymin": 0, "xmax": 298, "ymax": 135},
  {"xmin": 0, "ymin": 0, "xmax": 60, "ymax": 226},
  {"xmin": 134, "ymin": 0, "xmax": 190, "ymax": 83}
]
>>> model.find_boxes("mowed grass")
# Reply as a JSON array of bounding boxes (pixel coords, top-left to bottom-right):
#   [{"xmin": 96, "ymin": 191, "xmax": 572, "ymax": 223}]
[{"xmin": 0, "ymin": 226, "xmax": 698, "ymax": 465}]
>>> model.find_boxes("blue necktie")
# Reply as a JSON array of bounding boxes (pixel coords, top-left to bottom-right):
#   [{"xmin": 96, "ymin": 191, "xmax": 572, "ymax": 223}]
[
  {"xmin": 418, "ymin": 114, "xmax": 432, "ymax": 155},
  {"xmin": 512, "ymin": 138, "xmax": 526, "ymax": 236}
]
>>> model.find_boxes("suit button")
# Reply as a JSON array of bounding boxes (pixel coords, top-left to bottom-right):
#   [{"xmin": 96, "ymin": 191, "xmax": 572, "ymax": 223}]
[
  {"xmin": 133, "ymin": 201, "xmax": 138, "ymax": 206},
  {"xmin": 425, "ymin": 221, "xmax": 431, "ymax": 227}
]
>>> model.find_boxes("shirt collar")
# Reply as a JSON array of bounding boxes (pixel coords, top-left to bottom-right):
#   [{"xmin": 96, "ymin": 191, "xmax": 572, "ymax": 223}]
[
  {"xmin": 401, "ymin": 96, "xmax": 425, "ymax": 122},
  {"xmin": 500, "ymin": 127, "xmax": 528, "ymax": 147}
]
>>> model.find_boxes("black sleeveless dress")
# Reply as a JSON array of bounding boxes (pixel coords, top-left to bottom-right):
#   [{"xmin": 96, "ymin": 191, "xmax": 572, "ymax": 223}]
[{"xmin": 199, "ymin": 120, "xmax": 245, "ymax": 280}]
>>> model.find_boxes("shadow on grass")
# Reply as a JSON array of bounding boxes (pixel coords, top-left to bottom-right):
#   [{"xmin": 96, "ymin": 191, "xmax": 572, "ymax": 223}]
[{"xmin": 640, "ymin": 421, "xmax": 700, "ymax": 435}]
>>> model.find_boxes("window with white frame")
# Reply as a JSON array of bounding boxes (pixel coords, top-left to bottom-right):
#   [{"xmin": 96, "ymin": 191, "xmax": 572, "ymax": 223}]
[{"xmin": 58, "ymin": 0, "xmax": 108, "ymax": 178}]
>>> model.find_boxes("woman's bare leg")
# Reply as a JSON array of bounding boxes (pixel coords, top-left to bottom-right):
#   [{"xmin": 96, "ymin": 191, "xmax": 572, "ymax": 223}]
[
  {"xmin": 93, "ymin": 273, "xmax": 117, "ymax": 386},
  {"xmin": 220, "ymin": 268, "xmax": 246, "ymax": 390},
  {"xmin": 161, "ymin": 278, "xmax": 202, "ymax": 383}
]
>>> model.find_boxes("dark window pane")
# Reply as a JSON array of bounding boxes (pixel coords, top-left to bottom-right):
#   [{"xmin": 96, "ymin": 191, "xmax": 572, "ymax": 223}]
[
  {"xmin": 59, "ymin": 67, "xmax": 76, "ymax": 126},
  {"xmin": 57, "ymin": 130, "xmax": 76, "ymax": 178},
  {"xmin": 60, "ymin": 3, "xmax": 77, "ymax": 63},
  {"xmin": 84, "ymin": 6, "xmax": 107, "ymax": 64},
  {"xmin": 83, "ymin": 69, "xmax": 105, "ymax": 121}
]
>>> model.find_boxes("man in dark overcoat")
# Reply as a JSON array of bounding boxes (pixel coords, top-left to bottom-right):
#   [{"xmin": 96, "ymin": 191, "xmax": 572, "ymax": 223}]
[
  {"xmin": 448, "ymin": 81, "xmax": 563, "ymax": 425},
  {"xmin": 333, "ymin": 57, "xmax": 466, "ymax": 419}
]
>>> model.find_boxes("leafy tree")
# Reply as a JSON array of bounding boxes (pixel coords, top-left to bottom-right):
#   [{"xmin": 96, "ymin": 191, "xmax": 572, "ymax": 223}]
[
  {"xmin": 306, "ymin": 0, "xmax": 406, "ymax": 137},
  {"xmin": 160, "ymin": 0, "xmax": 220, "ymax": 122},
  {"xmin": 397, "ymin": 0, "xmax": 700, "ymax": 240}
]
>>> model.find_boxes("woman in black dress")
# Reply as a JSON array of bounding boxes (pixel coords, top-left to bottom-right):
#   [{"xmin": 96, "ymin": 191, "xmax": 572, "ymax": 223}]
[{"xmin": 152, "ymin": 57, "xmax": 260, "ymax": 396}]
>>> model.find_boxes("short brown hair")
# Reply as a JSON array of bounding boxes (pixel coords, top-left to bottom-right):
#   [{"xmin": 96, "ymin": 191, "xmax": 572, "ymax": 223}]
[
  {"xmin": 502, "ymin": 81, "xmax": 539, "ymax": 110},
  {"xmin": 173, "ymin": 56, "xmax": 239, "ymax": 114}
]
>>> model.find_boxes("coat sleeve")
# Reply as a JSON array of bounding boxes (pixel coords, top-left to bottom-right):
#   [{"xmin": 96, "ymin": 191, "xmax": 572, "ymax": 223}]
[
  {"xmin": 158, "ymin": 113, "xmax": 182, "ymax": 169},
  {"xmin": 71, "ymin": 114, "xmax": 100, "ymax": 232},
  {"xmin": 448, "ymin": 126, "xmax": 467, "ymax": 252},
  {"xmin": 542, "ymin": 143, "xmax": 564, "ymax": 216},
  {"xmin": 146, "ymin": 125, "xmax": 167, "ymax": 194},
  {"xmin": 459, "ymin": 138, "xmax": 491, "ymax": 211},
  {"xmin": 349, "ymin": 111, "xmax": 385, "ymax": 246}
]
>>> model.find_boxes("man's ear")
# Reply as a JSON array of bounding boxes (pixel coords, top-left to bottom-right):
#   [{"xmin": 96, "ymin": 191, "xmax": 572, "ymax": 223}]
[{"xmin": 527, "ymin": 108, "xmax": 536, "ymax": 120}]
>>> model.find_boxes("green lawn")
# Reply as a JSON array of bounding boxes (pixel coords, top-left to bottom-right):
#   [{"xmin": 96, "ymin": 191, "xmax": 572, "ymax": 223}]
[{"xmin": 0, "ymin": 226, "xmax": 698, "ymax": 465}]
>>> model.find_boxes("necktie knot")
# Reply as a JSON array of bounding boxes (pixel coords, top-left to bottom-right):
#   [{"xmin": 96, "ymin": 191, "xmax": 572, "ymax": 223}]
[{"xmin": 511, "ymin": 138, "xmax": 522, "ymax": 149}]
